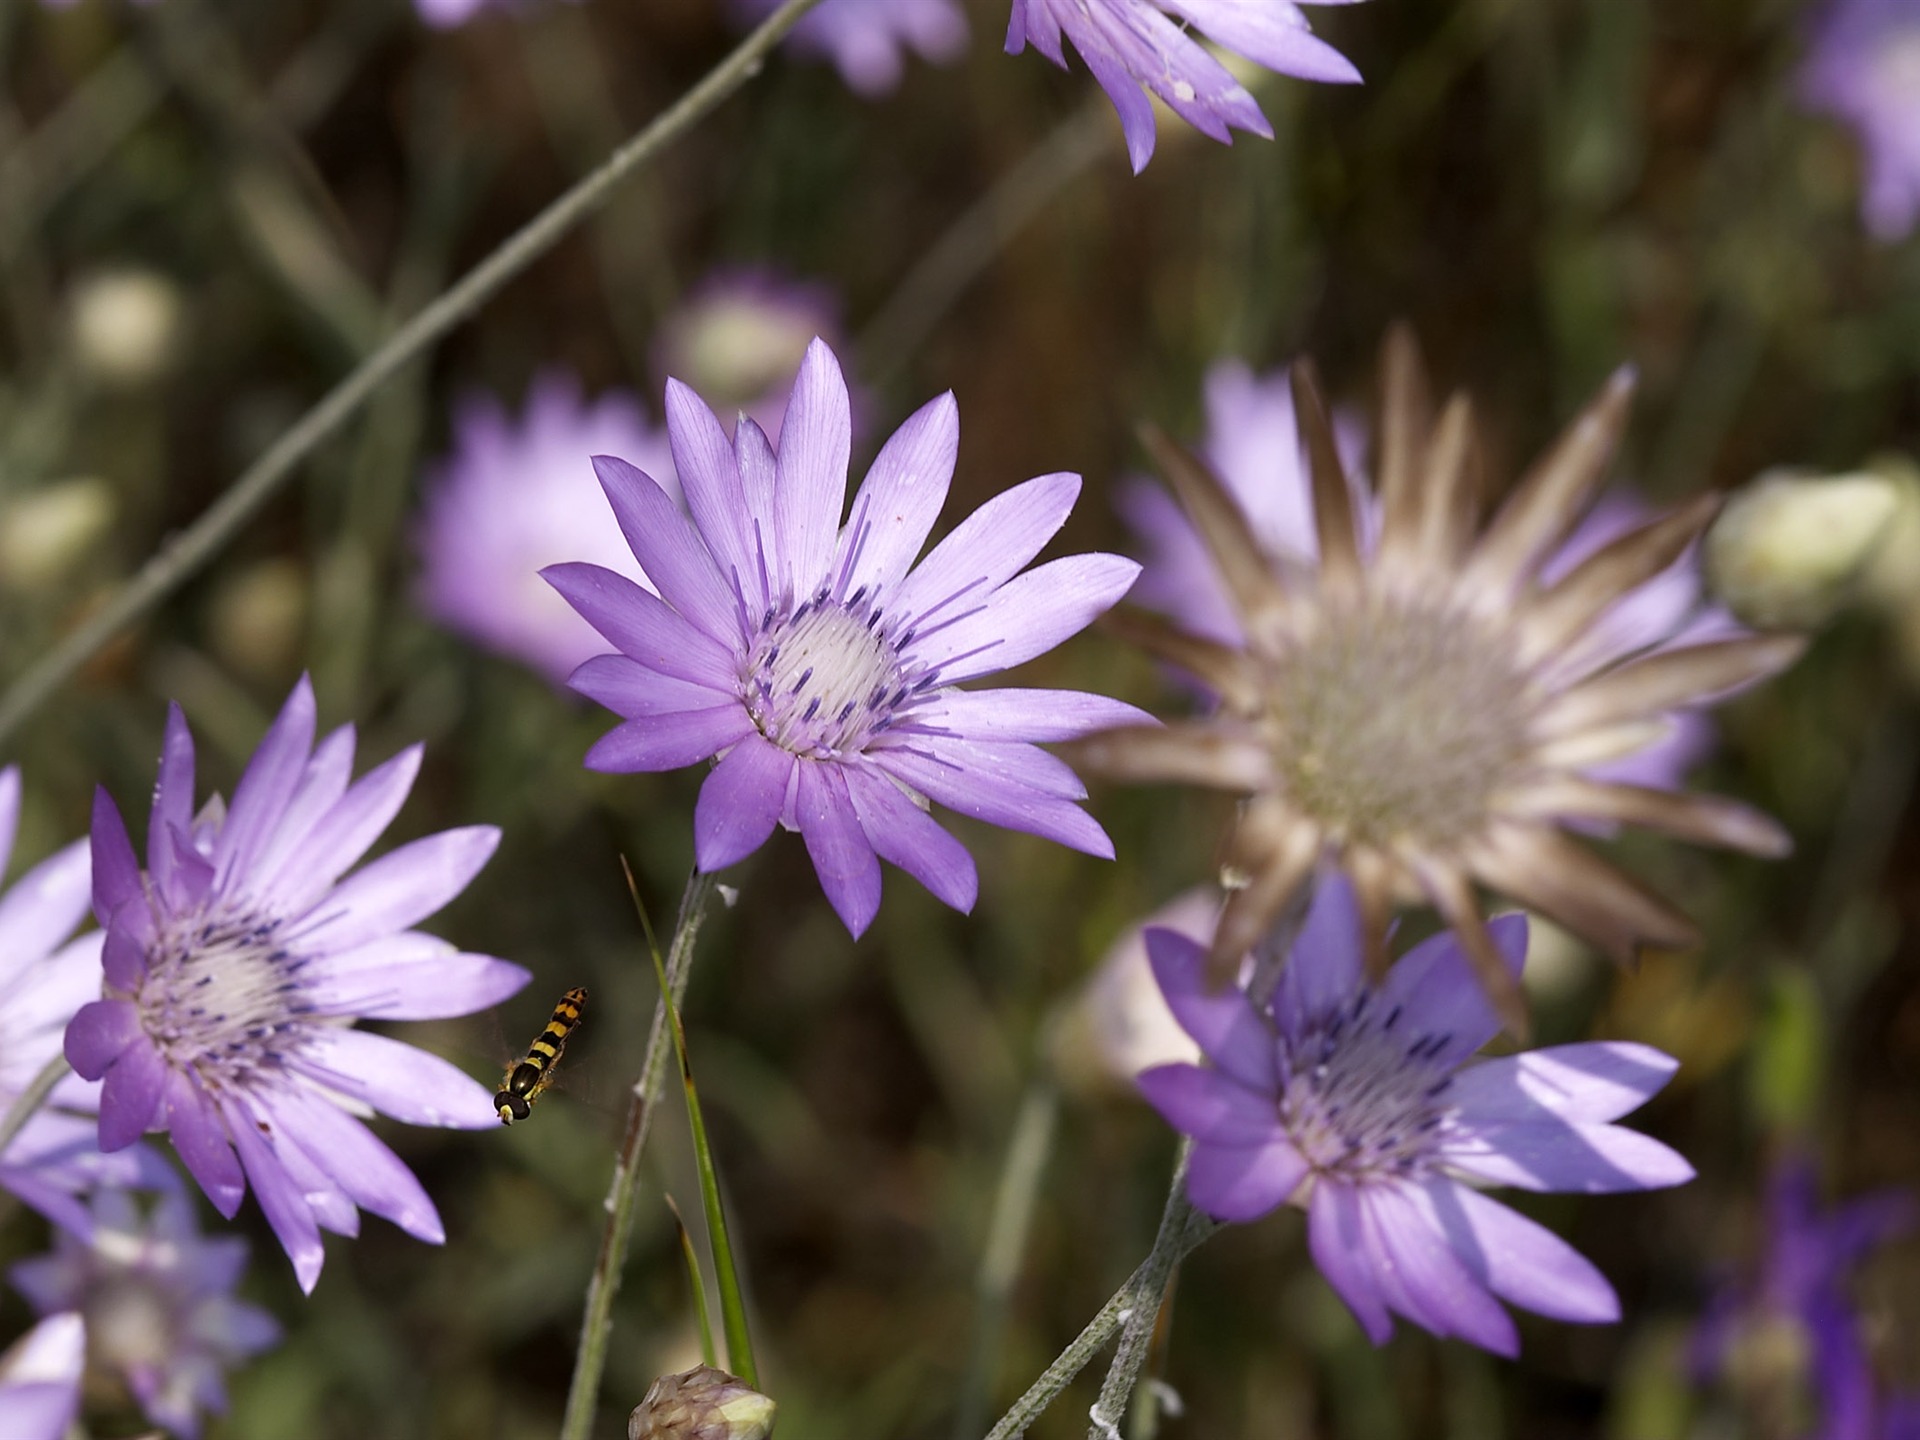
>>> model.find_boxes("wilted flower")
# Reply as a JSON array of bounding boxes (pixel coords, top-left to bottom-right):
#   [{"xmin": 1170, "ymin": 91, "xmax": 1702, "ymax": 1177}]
[
  {"xmin": 11, "ymin": 1187, "xmax": 280, "ymax": 1438},
  {"xmin": 0, "ymin": 767, "xmax": 169, "ymax": 1239},
  {"xmin": 1799, "ymin": 0, "xmax": 1920, "ymax": 240},
  {"xmin": 63, "ymin": 677, "xmax": 531, "ymax": 1291},
  {"xmin": 651, "ymin": 268, "xmax": 851, "ymax": 442},
  {"xmin": 1080, "ymin": 331, "xmax": 1801, "ymax": 1032},
  {"xmin": 1119, "ymin": 359, "xmax": 1728, "ymax": 795},
  {"xmin": 547, "ymin": 337, "xmax": 1146, "ymax": 937},
  {"xmin": 416, "ymin": 371, "xmax": 679, "ymax": 684},
  {"xmin": 0, "ymin": 1313, "xmax": 84, "ymax": 1440},
  {"xmin": 629, "ymin": 1365, "xmax": 777, "ymax": 1440},
  {"xmin": 732, "ymin": 0, "xmax": 968, "ymax": 97},
  {"xmin": 1138, "ymin": 879, "xmax": 1693, "ymax": 1355},
  {"xmin": 1692, "ymin": 1155, "xmax": 1915, "ymax": 1439},
  {"xmin": 1005, "ymin": 0, "xmax": 1361, "ymax": 173}
]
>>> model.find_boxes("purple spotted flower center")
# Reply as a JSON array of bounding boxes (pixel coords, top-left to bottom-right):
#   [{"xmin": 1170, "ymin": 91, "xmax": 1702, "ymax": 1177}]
[
  {"xmin": 742, "ymin": 590, "xmax": 924, "ymax": 758},
  {"xmin": 135, "ymin": 905, "xmax": 306, "ymax": 1094},
  {"xmin": 1276, "ymin": 989, "xmax": 1457, "ymax": 1182}
]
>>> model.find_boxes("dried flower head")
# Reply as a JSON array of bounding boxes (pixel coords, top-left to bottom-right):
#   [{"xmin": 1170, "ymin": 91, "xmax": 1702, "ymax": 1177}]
[
  {"xmin": 1079, "ymin": 330, "xmax": 1802, "ymax": 1032},
  {"xmin": 629, "ymin": 1365, "xmax": 777, "ymax": 1440}
]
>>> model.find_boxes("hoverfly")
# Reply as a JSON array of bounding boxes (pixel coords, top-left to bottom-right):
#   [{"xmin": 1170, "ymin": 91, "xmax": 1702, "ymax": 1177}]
[{"xmin": 494, "ymin": 987, "xmax": 587, "ymax": 1125}]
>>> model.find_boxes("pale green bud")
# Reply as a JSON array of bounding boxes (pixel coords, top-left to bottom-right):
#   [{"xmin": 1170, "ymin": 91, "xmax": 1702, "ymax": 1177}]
[
  {"xmin": 628, "ymin": 1366, "xmax": 776, "ymax": 1440},
  {"xmin": 1706, "ymin": 467, "xmax": 1901, "ymax": 629}
]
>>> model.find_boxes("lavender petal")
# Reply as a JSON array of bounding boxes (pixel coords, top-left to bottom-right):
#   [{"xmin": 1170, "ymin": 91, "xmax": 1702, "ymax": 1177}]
[
  {"xmin": 568, "ymin": 654, "xmax": 733, "ymax": 718},
  {"xmin": 695, "ymin": 734, "xmax": 796, "ymax": 872},
  {"xmin": 837, "ymin": 391, "xmax": 958, "ymax": 598},
  {"xmin": 542, "ymin": 562, "xmax": 741, "ymax": 692},
  {"xmin": 584, "ymin": 708, "xmax": 756, "ymax": 773},
  {"xmin": 1447, "ymin": 1043, "xmax": 1679, "ymax": 1126},
  {"xmin": 293, "ymin": 1028, "xmax": 499, "ymax": 1129},
  {"xmin": 910, "ymin": 553, "xmax": 1142, "ymax": 682},
  {"xmin": 1441, "ymin": 1118, "xmax": 1696, "ymax": 1193},
  {"xmin": 1185, "ymin": 1135, "xmax": 1311, "ymax": 1221},
  {"xmin": 259, "ymin": 743, "xmax": 424, "ymax": 912},
  {"xmin": 1364, "ymin": 1184, "xmax": 1519, "ymax": 1355},
  {"xmin": 214, "ymin": 674, "xmax": 317, "ymax": 887},
  {"xmin": 874, "ymin": 747, "xmax": 1114, "ymax": 856},
  {"xmin": 796, "ymin": 761, "xmax": 883, "ymax": 937},
  {"xmin": 843, "ymin": 764, "xmax": 979, "ymax": 913},
  {"xmin": 299, "ymin": 826, "xmax": 500, "ymax": 953},
  {"xmin": 773, "ymin": 337, "xmax": 854, "ymax": 599},
  {"xmin": 1307, "ymin": 1181, "xmax": 1394, "ymax": 1342},
  {"xmin": 593, "ymin": 454, "xmax": 738, "ymax": 642},
  {"xmin": 62, "ymin": 999, "xmax": 143, "ymax": 1080},
  {"xmin": 666, "ymin": 377, "xmax": 760, "ymax": 606},
  {"xmin": 165, "ymin": 1069, "xmax": 247, "ymax": 1218},
  {"xmin": 227, "ymin": 1110, "xmax": 326, "ymax": 1292},
  {"xmin": 1423, "ymin": 1179, "xmax": 1620, "ymax": 1324},
  {"xmin": 912, "ymin": 688, "xmax": 1155, "ymax": 743},
  {"xmin": 889, "ymin": 471, "xmax": 1082, "ymax": 629},
  {"xmin": 96, "ymin": 1039, "xmax": 168, "ymax": 1151},
  {"xmin": 1144, "ymin": 926, "xmax": 1276, "ymax": 1091}
]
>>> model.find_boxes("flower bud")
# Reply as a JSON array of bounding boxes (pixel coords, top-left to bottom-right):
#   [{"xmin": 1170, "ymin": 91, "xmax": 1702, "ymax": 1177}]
[
  {"xmin": 68, "ymin": 268, "xmax": 184, "ymax": 388},
  {"xmin": 628, "ymin": 1365, "xmax": 776, "ymax": 1440},
  {"xmin": 1705, "ymin": 467, "xmax": 1901, "ymax": 629},
  {"xmin": 0, "ymin": 478, "xmax": 115, "ymax": 592}
]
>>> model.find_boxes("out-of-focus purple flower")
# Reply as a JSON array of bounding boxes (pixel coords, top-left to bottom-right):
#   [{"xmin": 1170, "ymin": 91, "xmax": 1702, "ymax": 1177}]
[
  {"xmin": 0, "ymin": 767, "xmax": 170, "ymax": 1239},
  {"xmin": 63, "ymin": 677, "xmax": 531, "ymax": 1292},
  {"xmin": 546, "ymin": 337, "xmax": 1147, "ymax": 938},
  {"xmin": 1137, "ymin": 878, "xmax": 1693, "ymax": 1355},
  {"xmin": 732, "ymin": 0, "xmax": 968, "ymax": 97},
  {"xmin": 0, "ymin": 1313, "xmax": 84, "ymax": 1440},
  {"xmin": 1800, "ymin": 0, "xmax": 1920, "ymax": 241},
  {"xmin": 652, "ymin": 269, "xmax": 854, "ymax": 443},
  {"xmin": 414, "ymin": 0, "xmax": 579, "ymax": 27},
  {"xmin": 1692, "ymin": 1155, "xmax": 1915, "ymax": 1440},
  {"xmin": 416, "ymin": 372, "xmax": 679, "ymax": 685},
  {"xmin": 12, "ymin": 1188, "xmax": 280, "ymax": 1439},
  {"xmin": 1006, "ymin": 0, "xmax": 1361, "ymax": 173},
  {"xmin": 1120, "ymin": 358, "xmax": 1728, "ymax": 796}
]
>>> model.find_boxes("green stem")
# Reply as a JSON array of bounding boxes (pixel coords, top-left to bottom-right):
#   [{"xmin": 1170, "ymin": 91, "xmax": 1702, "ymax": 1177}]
[
  {"xmin": 983, "ymin": 1149, "xmax": 1216, "ymax": 1440},
  {"xmin": 559, "ymin": 869, "xmax": 722, "ymax": 1440},
  {"xmin": 1086, "ymin": 1146, "xmax": 1198, "ymax": 1439},
  {"xmin": 0, "ymin": 1054, "xmax": 70, "ymax": 1159},
  {"xmin": 0, "ymin": 0, "xmax": 825, "ymax": 749}
]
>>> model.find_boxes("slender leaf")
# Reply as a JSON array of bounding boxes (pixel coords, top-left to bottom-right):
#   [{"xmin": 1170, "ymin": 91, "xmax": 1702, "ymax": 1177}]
[
  {"xmin": 664, "ymin": 1194, "xmax": 718, "ymax": 1369},
  {"xmin": 622, "ymin": 858, "xmax": 760, "ymax": 1389}
]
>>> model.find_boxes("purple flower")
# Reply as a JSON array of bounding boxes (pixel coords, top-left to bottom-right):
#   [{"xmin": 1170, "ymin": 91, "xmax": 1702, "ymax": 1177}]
[
  {"xmin": 651, "ymin": 268, "xmax": 855, "ymax": 443},
  {"xmin": 1800, "ymin": 0, "xmax": 1920, "ymax": 240},
  {"xmin": 1137, "ymin": 879, "xmax": 1694, "ymax": 1354},
  {"xmin": 416, "ymin": 371, "xmax": 680, "ymax": 685},
  {"xmin": 11, "ymin": 1188, "xmax": 280, "ymax": 1438},
  {"xmin": 62, "ymin": 677, "xmax": 531, "ymax": 1292},
  {"xmin": 1005, "ymin": 0, "xmax": 1361, "ymax": 173},
  {"xmin": 1692, "ymin": 1155, "xmax": 1915, "ymax": 1440},
  {"xmin": 1120, "ymin": 359, "xmax": 1726, "ymax": 798},
  {"xmin": 546, "ymin": 337, "xmax": 1147, "ymax": 937},
  {"xmin": 732, "ymin": 0, "xmax": 969, "ymax": 97},
  {"xmin": 0, "ymin": 767, "xmax": 170, "ymax": 1239},
  {"xmin": 414, "ymin": 0, "xmax": 579, "ymax": 27},
  {"xmin": 0, "ymin": 1313, "xmax": 83, "ymax": 1440}
]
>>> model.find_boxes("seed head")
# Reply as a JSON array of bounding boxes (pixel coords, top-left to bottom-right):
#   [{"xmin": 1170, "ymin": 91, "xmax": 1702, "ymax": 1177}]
[{"xmin": 629, "ymin": 1366, "xmax": 777, "ymax": 1440}]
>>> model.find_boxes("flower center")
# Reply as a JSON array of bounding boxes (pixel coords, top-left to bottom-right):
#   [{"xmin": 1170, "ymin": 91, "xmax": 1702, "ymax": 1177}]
[
  {"xmin": 1276, "ymin": 987, "xmax": 1457, "ymax": 1181},
  {"xmin": 743, "ymin": 591, "xmax": 917, "ymax": 758},
  {"xmin": 87, "ymin": 1278, "xmax": 175, "ymax": 1374},
  {"xmin": 135, "ymin": 904, "xmax": 311, "ymax": 1096},
  {"xmin": 1260, "ymin": 595, "xmax": 1535, "ymax": 850}
]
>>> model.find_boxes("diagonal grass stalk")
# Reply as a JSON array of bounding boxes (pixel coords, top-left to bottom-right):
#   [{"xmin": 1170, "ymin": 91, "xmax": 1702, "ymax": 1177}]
[{"xmin": 0, "ymin": 0, "xmax": 825, "ymax": 749}]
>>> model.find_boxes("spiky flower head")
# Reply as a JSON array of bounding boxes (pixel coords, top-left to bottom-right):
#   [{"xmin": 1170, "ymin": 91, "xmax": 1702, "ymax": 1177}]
[
  {"xmin": 732, "ymin": 0, "xmax": 968, "ymax": 97},
  {"xmin": 11, "ymin": 1187, "xmax": 281, "ymax": 1438},
  {"xmin": 629, "ymin": 1365, "xmax": 777, "ymax": 1440},
  {"xmin": 546, "ymin": 337, "xmax": 1146, "ymax": 938},
  {"xmin": 0, "ymin": 1313, "xmax": 84, "ymax": 1440},
  {"xmin": 1005, "ymin": 0, "xmax": 1361, "ymax": 173},
  {"xmin": 1080, "ymin": 330, "xmax": 1802, "ymax": 1032},
  {"xmin": 0, "ymin": 767, "xmax": 170, "ymax": 1238},
  {"xmin": 63, "ymin": 677, "xmax": 532, "ymax": 1291},
  {"xmin": 1139, "ymin": 879, "xmax": 1693, "ymax": 1355},
  {"xmin": 416, "ymin": 370, "xmax": 679, "ymax": 685}
]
